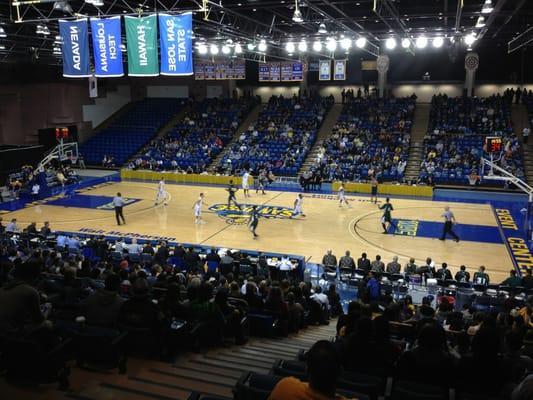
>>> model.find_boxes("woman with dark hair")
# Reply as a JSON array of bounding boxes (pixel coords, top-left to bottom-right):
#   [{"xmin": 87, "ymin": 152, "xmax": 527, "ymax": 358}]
[
  {"xmin": 264, "ymin": 286, "xmax": 289, "ymax": 336},
  {"xmin": 396, "ymin": 323, "xmax": 457, "ymax": 386},
  {"xmin": 214, "ymin": 288, "xmax": 247, "ymax": 345}
]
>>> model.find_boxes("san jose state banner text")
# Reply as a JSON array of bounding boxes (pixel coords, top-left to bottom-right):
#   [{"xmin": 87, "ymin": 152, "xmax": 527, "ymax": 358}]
[{"xmin": 158, "ymin": 13, "xmax": 193, "ymax": 76}]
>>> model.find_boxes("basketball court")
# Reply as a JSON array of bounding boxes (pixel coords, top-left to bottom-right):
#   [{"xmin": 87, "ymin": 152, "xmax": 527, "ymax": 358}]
[{"xmin": 1, "ymin": 177, "xmax": 528, "ymax": 282}]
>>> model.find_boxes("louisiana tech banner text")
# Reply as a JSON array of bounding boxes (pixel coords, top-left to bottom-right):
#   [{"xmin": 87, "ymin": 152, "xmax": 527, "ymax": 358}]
[
  {"xmin": 158, "ymin": 13, "xmax": 193, "ymax": 76},
  {"xmin": 90, "ymin": 16, "xmax": 124, "ymax": 77},
  {"xmin": 124, "ymin": 14, "xmax": 159, "ymax": 76},
  {"xmin": 59, "ymin": 19, "xmax": 91, "ymax": 78}
]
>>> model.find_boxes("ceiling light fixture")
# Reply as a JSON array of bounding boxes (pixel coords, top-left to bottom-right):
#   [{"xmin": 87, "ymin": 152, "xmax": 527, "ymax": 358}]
[
  {"xmin": 432, "ymin": 37, "xmax": 444, "ymax": 48},
  {"xmin": 286, "ymin": 41, "xmax": 295, "ymax": 53},
  {"xmin": 298, "ymin": 40, "xmax": 307, "ymax": 52},
  {"xmin": 340, "ymin": 37, "xmax": 352, "ymax": 50},
  {"xmin": 401, "ymin": 38, "xmax": 410, "ymax": 48},
  {"xmin": 258, "ymin": 39, "xmax": 267, "ymax": 52},
  {"xmin": 234, "ymin": 43, "xmax": 242, "ymax": 54},
  {"xmin": 292, "ymin": 0, "xmax": 303, "ymax": 23},
  {"xmin": 416, "ymin": 36, "xmax": 428, "ymax": 48},
  {"xmin": 355, "ymin": 37, "xmax": 366, "ymax": 48},
  {"xmin": 222, "ymin": 45, "xmax": 231, "ymax": 54},
  {"xmin": 318, "ymin": 22, "xmax": 327, "ymax": 34},
  {"xmin": 326, "ymin": 37, "xmax": 337, "ymax": 51},
  {"xmin": 197, "ymin": 43, "xmax": 208, "ymax": 55},
  {"xmin": 210, "ymin": 44, "xmax": 219, "ymax": 55},
  {"xmin": 481, "ymin": 0, "xmax": 493, "ymax": 14},
  {"xmin": 313, "ymin": 40, "xmax": 322, "ymax": 52},
  {"xmin": 385, "ymin": 37, "xmax": 396, "ymax": 49}
]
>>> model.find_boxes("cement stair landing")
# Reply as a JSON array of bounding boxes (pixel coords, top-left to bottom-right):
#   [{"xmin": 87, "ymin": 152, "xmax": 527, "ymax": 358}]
[
  {"xmin": 6, "ymin": 322, "xmax": 337, "ymax": 400},
  {"xmin": 299, "ymin": 103, "xmax": 343, "ymax": 174},
  {"xmin": 404, "ymin": 102, "xmax": 431, "ymax": 182},
  {"xmin": 207, "ymin": 103, "xmax": 264, "ymax": 173}
]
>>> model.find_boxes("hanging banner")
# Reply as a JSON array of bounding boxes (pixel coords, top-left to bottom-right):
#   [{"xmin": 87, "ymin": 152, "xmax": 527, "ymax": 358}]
[
  {"xmin": 88, "ymin": 75, "xmax": 98, "ymax": 98},
  {"xmin": 90, "ymin": 16, "xmax": 123, "ymax": 77},
  {"xmin": 225, "ymin": 62, "xmax": 234, "ymax": 79},
  {"xmin": 58, "ymin": 19, "xmax": 91, "ymax": 78},
  {"xmin": 124, "ymin": 14, "xmax": 159, "ymax": 76},
  {"xmin": 319, "ymin": 60, "xmax": 331, "ymax": 81},
  {"xmin": 258, "ymin": 63, "xmax": 269, "ymax": 81},
  {"xmin": 234, "ymin": 60, "xmax": 246, "ymax": 80},
  {"xmin": 292, "ymin": 62, "xmax": 303, "ymax": 81},
  {"xmin": 281, "ymin": 62, "xmax": 292, "ymax": 82},
  {"xmin": 158, "ymin": 13, "xmax": 193, "ymax": 76},
  {"xmin": 333, "ymin": 59, "xmax": 346, "ymax": 81},
  {"xmin": 269, "ymin": 62, "xmax": 281, "ymax": 81},
  {"xmin": 216, "ymin": 62, "xmax": 226, "ymax": 80},
  {"xmin": 204, "ymin": 62, "xmax": 216, "ymax": 80},
  {"xmin": 194, "ymin": 61, "xmax": 204, "ymax": 80}
]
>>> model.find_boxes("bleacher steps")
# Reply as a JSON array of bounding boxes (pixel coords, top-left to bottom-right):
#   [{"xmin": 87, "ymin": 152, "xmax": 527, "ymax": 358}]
[
  {"xmin": 125, "ymin": 105, "xmax": 191, "ymax": 167},
  {"xmin": 511, "ymin": 104, "xmax": 533, "ymax": 185},
  {"xmin": 7, "ymin": 318, "xmax": 336, "ymax": 400},
  {"xmin": 299, "ymin": 103, "xmax": 343, "ymax": 174},
  {"xmin": 404, "ymin": 102, "xmax": 431, "ymax": 182},
  {"xmin": 207, "ymin": 102, "xmax": 264, "ymax": 173}
]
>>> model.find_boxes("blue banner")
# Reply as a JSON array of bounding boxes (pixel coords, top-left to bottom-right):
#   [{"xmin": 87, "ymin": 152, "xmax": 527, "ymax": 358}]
[
  {"xmin": 59, "ymin": 19, "xmax": 91, "ymax": 78},
  {"xmin": 158, "ymin": 13, "xmax": 193, "ymax": 76},
  {"xmin": 90, "ymin": 16, "xmax": 124, "ymax": 77}
]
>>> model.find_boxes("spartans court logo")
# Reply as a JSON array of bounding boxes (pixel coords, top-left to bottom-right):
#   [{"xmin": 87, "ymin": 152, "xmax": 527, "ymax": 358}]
[{"xmin": 208, "ymin": 203, "xmax": 295, "ymax": 225}]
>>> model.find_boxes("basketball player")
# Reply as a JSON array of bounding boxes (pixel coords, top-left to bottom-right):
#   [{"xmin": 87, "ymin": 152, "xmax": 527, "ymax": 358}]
[
  {"xmin": 193, "ymin": 193, "xmax": 208, "ymax": 224},
  {"xmin": 155, "ymin": 177, "xmax": 168, "ymax": 206},
  {"xmin": 227, "ymin": 180, "xmax": 240, "ymax": 209},
  {"xmin": 292, "ymin": 193, "xmax": 306, "ymax": 218},
  {"xmin": 370, "ymin": 176, "xmax": 378, "ymax": 204},
  {"xmin": 256, "ymin": 169, "xmax": 268, "ymax": 195},
  {"xmin": 248, "ymin": 205, "xmax": 260, "ymax": 239},
  {"xmin": 242, "ymin": 169, "xmax": 251, "ymax": 198},
  {"xmin": 338, "ymin": 183, "xmax": 352, "ymax": 208},
  {"xmin": 379, "ymin": 197, "xmax": 396, "ymax": 234}
]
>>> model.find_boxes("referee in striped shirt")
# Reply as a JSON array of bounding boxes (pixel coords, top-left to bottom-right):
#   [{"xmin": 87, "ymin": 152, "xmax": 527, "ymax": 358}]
[
  {"xmin": 113, "ymin": 192, "xmax": 126, "ymax": 226},
  {"xmin": 440, "ymin": 206, "xmax": 459, "ymax": 242}
]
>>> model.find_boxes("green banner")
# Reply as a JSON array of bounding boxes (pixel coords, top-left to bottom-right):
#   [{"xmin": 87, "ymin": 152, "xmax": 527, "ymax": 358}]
[{"xmin": 125, "ymin": 14, "xmax": 159, "ymax": 76}]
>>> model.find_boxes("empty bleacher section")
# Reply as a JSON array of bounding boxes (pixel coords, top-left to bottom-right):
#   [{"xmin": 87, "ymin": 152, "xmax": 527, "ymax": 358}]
[
  {"xmin": 309, "ymin": 96, "xmax": 415, "ymax": 182},
  {"xmin": 80, "ymin": 98, "xmax": 187, "ymax": 166},
  {"xmin": 129, "ymin": 97, "xmax": 258, "ymax": 173},
  {"xmin": 216, "ymin": 94, "xmax": 334, "ymax": 176},
  {"xmin": 419, "ymin": 94, "xmax": 524, "ymax": 184}
]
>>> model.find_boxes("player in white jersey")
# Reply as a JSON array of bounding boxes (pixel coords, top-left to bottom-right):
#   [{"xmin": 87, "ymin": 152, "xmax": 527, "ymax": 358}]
[
  {"xmin": 155, "ymin": 178, "xmax": 168, "ymax": 206},
  {"xmin": 338, "ymin": 184, "xmax": 352, "ymax": 208},
  {"xmin": 292, "ymin": 193, "xmax": 306, "ymax": 218},
  {"xmin": 242, "ymin": 170, "xmax": 250, "ymax": 198},
  {"xmin": 193, "ymin": 193, "xmax": 208, "ymax": 224}
]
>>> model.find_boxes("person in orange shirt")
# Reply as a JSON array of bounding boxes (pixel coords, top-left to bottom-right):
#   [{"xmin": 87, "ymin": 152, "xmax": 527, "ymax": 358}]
[{"xmin": 269, "ymin": 340, "xmax": 356, "ymax": 400}]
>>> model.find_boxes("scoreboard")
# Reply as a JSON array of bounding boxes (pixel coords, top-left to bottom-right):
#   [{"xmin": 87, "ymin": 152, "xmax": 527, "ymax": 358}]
[{"xmin": 485, "ymin": 136, "xmax": 503, "ymax": 153}]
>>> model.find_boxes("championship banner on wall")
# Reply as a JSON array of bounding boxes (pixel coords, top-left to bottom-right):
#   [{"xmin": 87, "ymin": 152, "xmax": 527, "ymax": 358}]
[
  {"xmin": 281, "ymin": 62, "xmax": 292, "ymax": 81},
  {"xmin": 204, "ymin": 62, "xmax": 216, "ymax": 80},
  {"xmin": 194, "ymin": 61, "xmax": 204, "ymax": 80},
  {"xmin": 216, "ymin": 62, "xmax": 226, "ymax": 80},
  {"xmin": 258, "ymin": 63, "xmax": 269, "ymax": 81},
  {"xmin": 269, "ymin": 62, "xmax": 281, "ymax": 81},
  {"xmin": 225, "ymin": 62, "xmax": 234, "ymax": 79},
  {"xmin": 158, "ymin": 13, "xmax": 193, "ymax": 76},
  {"xmin": 90, "ymin": 16, "xmax": 123, "ymax": 77},
  {"xmin": 125, "ymin": 15, "xmax": 159, "ymax": 76},
  {"xmin": 59, "ymin": 19, "xmax": 91, "ymax": 78},
  {"xmin": 234, "ymin": 60, "xmax": 245, "ymax": 79},
  {"xmin": 319, "ymin": 59, "xmax": 331, "ymax": 81},
  {"xmin": 292, "ymin": 62, "xmax": 303, "ymax": 81},
  {"xmin": 333, "ymin": 59, "xmax": 346, "ymax": 81}
]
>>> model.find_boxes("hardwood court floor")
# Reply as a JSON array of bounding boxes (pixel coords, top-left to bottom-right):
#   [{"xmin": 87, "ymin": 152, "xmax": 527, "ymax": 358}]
[{"xmin": 5, "ymin": 181, "xmax": 513, "ymax": 282}]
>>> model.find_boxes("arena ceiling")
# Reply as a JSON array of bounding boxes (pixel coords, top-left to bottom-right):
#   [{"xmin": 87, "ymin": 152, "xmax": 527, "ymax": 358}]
[{"xmin": 0, "ymin": 0, "xmax": 531, "ymax": 65}]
